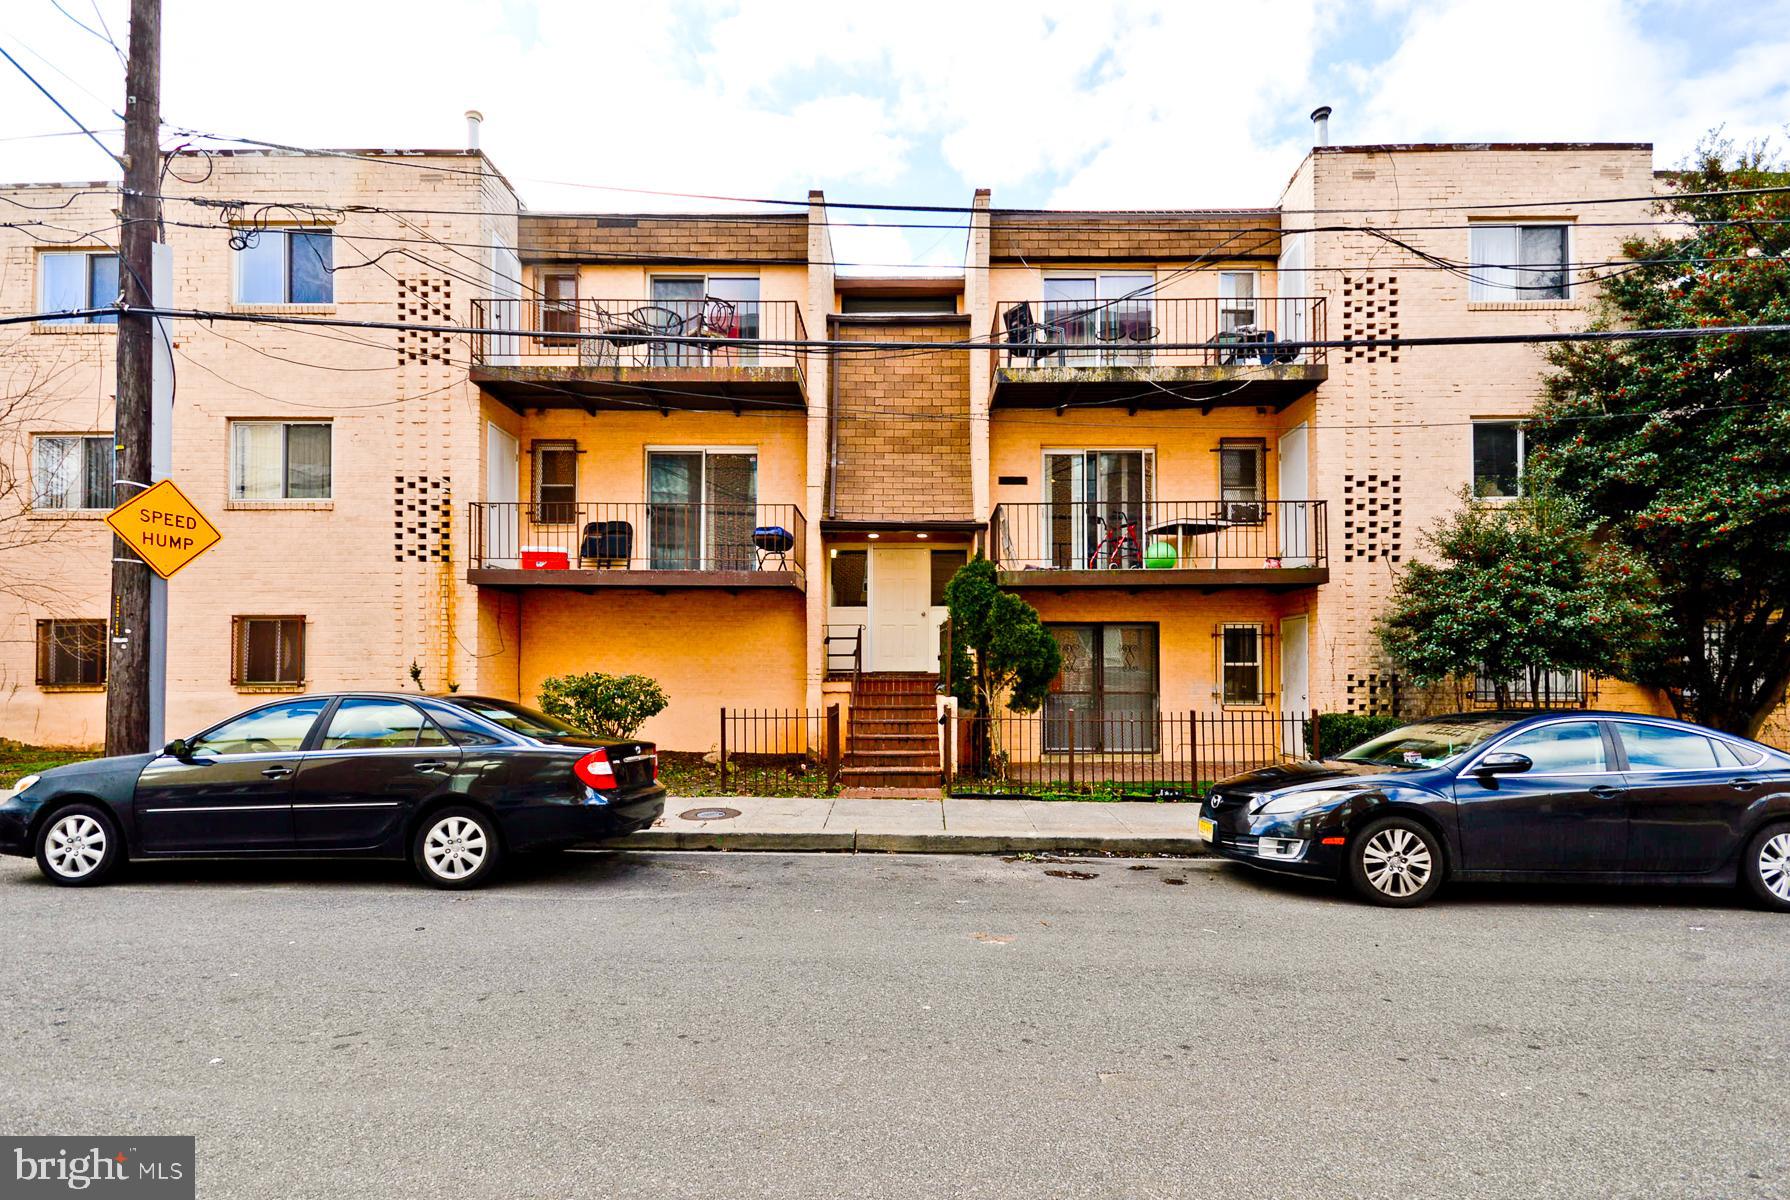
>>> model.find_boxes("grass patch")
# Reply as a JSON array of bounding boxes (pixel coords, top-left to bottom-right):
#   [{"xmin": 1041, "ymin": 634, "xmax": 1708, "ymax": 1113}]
[
  {"xmin": 947, "ymin": 779, "xmax": 1211, "ymax": 803},
  {"xmin": 657, "ymin": 750, "xmax": 838, "ymax": 799},
  {"xmin": 0, "ymin": 740, "xmax": 102, "ymax": 788}
]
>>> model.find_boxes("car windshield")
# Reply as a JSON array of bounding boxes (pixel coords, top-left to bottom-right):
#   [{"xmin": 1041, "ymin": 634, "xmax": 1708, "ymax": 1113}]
[
  {"xmin": 447, "ymin": 698, "xmax": 588, "ymax": 739},
  {"xmin": 1336, "ymin": 717, "xmax": 1519, "ymax": 769}
]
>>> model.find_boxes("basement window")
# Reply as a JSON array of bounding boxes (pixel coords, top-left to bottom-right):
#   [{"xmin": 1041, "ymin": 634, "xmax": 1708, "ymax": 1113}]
[
  {"xmin": 35, "ymin": 619, "xmax": 107, "ymax": 687},
  {"xmin": 232, "ymin": 616, "xmax": 306, "ymax": 686}
]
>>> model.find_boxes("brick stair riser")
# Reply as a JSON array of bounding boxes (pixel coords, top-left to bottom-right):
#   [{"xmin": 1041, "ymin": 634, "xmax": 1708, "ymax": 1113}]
[
  {"xmin": 840, "ymin": 771, "xmax": 943, "ymax": 788},
  {"xmin": 845, "ymin": 751, "xmax": 938, "ymax": 767},
  {"xmin": 849, "ymin": 736, "xmax": 936, "ymax": 753}
]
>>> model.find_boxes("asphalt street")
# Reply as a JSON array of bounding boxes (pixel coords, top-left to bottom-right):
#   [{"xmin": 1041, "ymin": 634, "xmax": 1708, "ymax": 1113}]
[{"xmin": 3, "ymin": 849, "xmax": 1786, "ymax": 1199}]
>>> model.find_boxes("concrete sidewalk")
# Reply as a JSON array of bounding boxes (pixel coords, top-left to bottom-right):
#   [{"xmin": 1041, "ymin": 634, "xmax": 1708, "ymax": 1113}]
[{"xmin": 600, "ymin": 795, "xmax": 1207, "ymax": 855}]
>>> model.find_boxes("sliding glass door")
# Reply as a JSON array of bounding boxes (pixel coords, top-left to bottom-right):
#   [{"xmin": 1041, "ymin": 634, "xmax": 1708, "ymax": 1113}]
[
  {"xmin": 648, "ymin": 450, "xmax": 757, "ymax": 570},
  {"xmin": 1045, "ymin": 450, "xmax": 1153, "ymax": 569},
  {"xmin": 1042, "ymin": 274, "xmax": 1153, "ymax": 365}
]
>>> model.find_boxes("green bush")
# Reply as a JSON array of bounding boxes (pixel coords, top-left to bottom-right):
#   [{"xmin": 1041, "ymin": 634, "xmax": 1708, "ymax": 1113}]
[
  {"xmin": 1307, "ymin": 712, "xmax": 1405, "ymax": 757},
  {"xmin": 538, "ymin": 672, "xmax": 669, "ymax": 739}
]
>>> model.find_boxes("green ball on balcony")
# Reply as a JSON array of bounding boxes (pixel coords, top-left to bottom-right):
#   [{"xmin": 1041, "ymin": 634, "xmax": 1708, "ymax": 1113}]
[{"xmin": 1144, "ymin": 541, "xmax": 1178, "ymax": 569}]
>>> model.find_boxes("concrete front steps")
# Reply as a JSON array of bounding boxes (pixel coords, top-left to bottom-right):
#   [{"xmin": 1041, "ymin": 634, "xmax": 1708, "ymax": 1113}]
[{"xmin": 841, "ymin": 673, "xmax": 941, "ymax": 790}]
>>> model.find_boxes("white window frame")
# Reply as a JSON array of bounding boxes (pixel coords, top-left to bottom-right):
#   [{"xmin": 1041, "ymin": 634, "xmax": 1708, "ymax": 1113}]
[
  {"xmin": 1471, "ymin": 420, "xmax": 1526, "ymax": 500},
  {"xmin": 1219, "ymin": 622, "xmax": 1266, "ymax": 707},
  {"xmin": 1468, "ymin": 223, "xmax": 1571, "ymax": 302},
  {"xmin": 228, "ymin": 420, "xmax": 333, "ymax": 501},
  {"xmin": 232, "ymin": 226, "xmax": 335, "ymax": 305},
  {"xmin": 38, "ymin": 250, "xmax": 119, "ymax": 325},
  {"xmin": 1219, "ymin": 270, "xmax": 1260, "ymax": 331},
  {"xmin": 31, "ymin": 433, "xmax": 114, "ymax": 511}
]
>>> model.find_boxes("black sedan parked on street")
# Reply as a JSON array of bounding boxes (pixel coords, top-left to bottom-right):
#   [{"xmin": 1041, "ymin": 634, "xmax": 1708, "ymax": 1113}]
[
  {"xmin": 0, "ymin": 693, "xmax": 665, "ymax": 889},
  {"xmin": 1199, "ymin": 712, "xmax": 1790, "ymax": 909}
]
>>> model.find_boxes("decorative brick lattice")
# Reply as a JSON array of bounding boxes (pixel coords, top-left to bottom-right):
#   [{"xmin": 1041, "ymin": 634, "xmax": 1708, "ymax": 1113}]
[
  {"xmin": 1342, "ymin": 473, "xmax": 1402, "ymax": 563},
  {"xmin": 1340, "ymin": 274, "xmax": 1398, "ymax": 363},
  {"xmin": 394, "ymin": 475, "xmax": 451, "ymax": 563},
  {"xmin": 1345, "ymin": 672, "xmax": 1400, "ymax": 716},
  {"xmin": 397, "ymin": 277, "xmax": 454, "ymax": 366}
]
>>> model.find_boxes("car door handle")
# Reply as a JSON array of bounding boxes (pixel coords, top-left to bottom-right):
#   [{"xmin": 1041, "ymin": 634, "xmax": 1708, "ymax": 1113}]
[
  {"xmin": 1588, "ymin": 784, "xmax": 1624, "ymax": 799},
  {"xmin": 1729, "ymin": 777, "xmax": 1758, "ymax": 791},
  {"xmin": 261, "ymin": 766, "xmax": 293, "ymax": 780},
  {"xmin": 414, "ymin": 761, "xmax": 449, "ymax": 773}
]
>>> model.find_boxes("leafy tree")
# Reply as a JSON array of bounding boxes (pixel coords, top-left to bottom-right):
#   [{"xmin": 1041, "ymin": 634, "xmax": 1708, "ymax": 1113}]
[
  {"xmin": 1527, "ymin": 133, "xmax": 1790, "ymax": 735},
  {"xmin": 943, "ymin": 555, "xmax": 1061, "ymax": 717},
  {"xmin": 1377, "ymin": 491, "xmax": 1659, "ymax": 706},
  {"xmin": 538, "ymin": 672, "xmax": 669, "ymax": 738}
]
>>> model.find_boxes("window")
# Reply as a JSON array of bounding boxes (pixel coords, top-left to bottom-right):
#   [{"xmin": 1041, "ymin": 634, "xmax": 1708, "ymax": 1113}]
[
  {"xmin": 40, "ymin": 251, "xmax": 119, "ymax": 324},
  {"xmin": 1497, "ymin": 720, "xmax": 1608, "ymax": 772},
  {"xmin": 1471, "ymin": 667, "xmax": 1586, "ymax": 708},
  {"xmin": 1472, "ymin": 421, "xmax": 1524, "ymax": 498},
  {"xmin": 234, "ymin": 227, "xmax": 334, "ymax": 304},
  {"xmin": 540, "ymin": 270, "xmax": 579, "ymax": 344},
  {"xmin": 229, "ymin": 421, "xmax": 331, "ymax": 500},
  {"xmin": 930, "ymin": 550, "xmax": 968, "ymax": 607},
  {"xmin": 1044, "ymin": 449, "xmax": 1153, "ymax": 569},
  {"xmin": 1616, "ymin": 722, "xmax": 1724, "ymax": 771},
  {"xmin": 188, "ymin": 698, "xmax": 328, "ymax": 756},
  {"xmin": 423, "ymin": 703, "xmax": 508, "ymax": 748},
  {"xmin": 1046, "ymin": 624, "xmax": 1159, "ymax": 751},
  {"xmin": 232, "ymin": 616, "xmax": 305, "ymax": 686},
  {"xmin": 840, "ymin": 294, "xmax": 957, "ymax": 314},
  {"xmin": 830, "ymin": 550, "xmax": 867, "ymax": 607},
  {"xmin": 1219, "ymin": 271, "xmax": 1259, "ymax": 331},
  {"xmin": 1469, "ymin": 224, "xmax": 1568, "ymax": 301},
  {"xmin": 1042, "ymin": 273, "xmax": 1154, "ymax": 364},
  {"xmin": 1219, "ymin": 441, "xmax": 1265, "ymax": 520},
  {"xmin": 320, "ymin": 697, "xmax": 450, "ymax": 751},
  {"xmin": 532, "ymin": 441, "xmax": 578, "ymax": 524},
  {"xmin": 647, "ymin": 449, "xmax": 757, "ymax": 569},
  {"xmin": 35, "ymin": 619, "xmax": 106, "ymax": 686},
  {"xmin": 650, "ymin": 275, "xmax": 760, "ymax": 365},
  {"xmin": 1219, "ymin": 623, "xmax": 1265, "ymax": 706},
  {"xmin": 32, "ymin": 435, "xmax": 114, "ymax": 510}
]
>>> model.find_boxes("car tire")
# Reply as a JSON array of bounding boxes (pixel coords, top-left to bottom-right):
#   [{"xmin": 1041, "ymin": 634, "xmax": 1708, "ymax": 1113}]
[
  {"xmin": 1740, "ymin": 822, "xmax": 1790, "ymax": 912},
  {"xmin": 1347, "ymin": 816, "xmax": 1444, "ymax": 907},
  {"xmin": 412, "ymin": 807, "xmax": 503, "ymax": 890},
  {"xmin": 35, "ymin": 802, "xmax": 124, "ymax": 888}
]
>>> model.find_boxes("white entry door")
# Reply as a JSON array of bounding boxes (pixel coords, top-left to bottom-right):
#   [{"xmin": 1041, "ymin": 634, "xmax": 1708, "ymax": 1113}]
[
  {"xmin": 485, "ymin": 423, "xmax": 519, "ymax": 568},
  {"xmin": 1277, "ymin": 422, "xmax": 1311, "ymax": 567},
  {"xmin": 1280, "ymin": 614, "xmax": 1310, "ymax": 756},
  {"xmin": 869, "ymin": 547, "xmax": 933, "ymax": 672}
]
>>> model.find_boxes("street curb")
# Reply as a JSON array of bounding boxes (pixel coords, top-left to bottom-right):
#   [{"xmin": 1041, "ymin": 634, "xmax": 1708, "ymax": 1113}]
[{"xmin": 597, "ymin": 830, "xmax": 1207, "ymax": 856}]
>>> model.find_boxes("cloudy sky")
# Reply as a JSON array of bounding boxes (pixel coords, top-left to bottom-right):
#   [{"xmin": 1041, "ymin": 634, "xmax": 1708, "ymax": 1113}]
[{"xmin": 4, "ymin": 0, "xmax": 1788, "ymax": 271}]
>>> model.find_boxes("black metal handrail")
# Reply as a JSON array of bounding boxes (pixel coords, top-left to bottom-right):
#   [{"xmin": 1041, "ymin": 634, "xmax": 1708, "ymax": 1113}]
[
  {"xmin": 990, "ymin": 499, "xmax": 1326, "ymax": 572},
  {"xmin": 468, "ymin": 501, "xmax": 805, "ymax": 576},
  {"xmin": 471, "ymin": 297, "xmax": 806, "ymax": 380},
  {"xmin": 991, "ymin": 296, "xmax": 1327, "ymax": 369}
]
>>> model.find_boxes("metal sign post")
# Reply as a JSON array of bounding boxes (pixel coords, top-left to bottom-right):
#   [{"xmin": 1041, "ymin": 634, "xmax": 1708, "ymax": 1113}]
[{"xmin": 148, "ymin": 241, "xmax": 172, "ymax": 748}]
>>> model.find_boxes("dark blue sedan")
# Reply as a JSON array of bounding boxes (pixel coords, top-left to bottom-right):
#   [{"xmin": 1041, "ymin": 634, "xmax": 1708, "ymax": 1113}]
[
  {"xmin": 1199, "ymin": 712, "xmax": 1790, "ymax": 908},
  {"xmin": 0, "ymin": 694, "xmax": 665, "ymax": 889}
]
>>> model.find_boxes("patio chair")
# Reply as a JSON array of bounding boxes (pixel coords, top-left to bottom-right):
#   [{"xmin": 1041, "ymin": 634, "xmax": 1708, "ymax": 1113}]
[
  {"xmin": 579, "ymin": 520, "xmax": 634, "ymax": 568},
  {"xmin": 1003, "ymin": 302, "xmax": 1066, "ymax": 366}
]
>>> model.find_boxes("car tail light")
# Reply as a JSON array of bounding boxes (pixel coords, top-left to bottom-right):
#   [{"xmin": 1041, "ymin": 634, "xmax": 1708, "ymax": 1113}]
[{"xmin": 574, "ymin": 749, "xmax": 616, "ymax": 790}]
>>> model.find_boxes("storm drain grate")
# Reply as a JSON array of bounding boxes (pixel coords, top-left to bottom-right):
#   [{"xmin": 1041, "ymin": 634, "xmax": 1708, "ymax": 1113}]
[{"xmin": 679, "ymin": 807, "xmax": 742, "ymax": 822}]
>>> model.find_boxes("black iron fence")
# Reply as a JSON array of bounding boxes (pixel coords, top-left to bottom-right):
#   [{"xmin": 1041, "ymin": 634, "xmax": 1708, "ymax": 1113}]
[
  {"xmin": 718, "ymin": 706, "xmax": 841, "ymax": 796},
  {"xmin": 470, "ymin": 297, "xmax": 806, "ymax": 378},
  {"xmin": 944, "ymin": 709, "xmax": 1313, "ymax": 799},
  {"xmin": 991, "ymin": 499, "xmax": 1326, "ymax": 573},
  {"xmin": 992, "ymin": 296, "xmax": 1327, "ymax": 370},
  {"xmin": 468, "ymin": 501, "xmax": 805, "ymax": 576}
]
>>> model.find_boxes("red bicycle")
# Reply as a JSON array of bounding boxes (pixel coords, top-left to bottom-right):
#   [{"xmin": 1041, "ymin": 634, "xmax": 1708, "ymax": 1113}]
[{"xmin": 1088, "ymin": 511, "xmax": 1142, "ymax": 569}]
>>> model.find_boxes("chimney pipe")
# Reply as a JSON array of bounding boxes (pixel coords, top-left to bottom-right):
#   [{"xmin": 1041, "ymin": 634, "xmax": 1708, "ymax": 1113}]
[
  {"xmin": 1309, "ymin": 105, "xmax": 1332, "ymax": 147},
  {"xmin": 464, "ymin": 110, "xmax": 484, "ymax": 151}
]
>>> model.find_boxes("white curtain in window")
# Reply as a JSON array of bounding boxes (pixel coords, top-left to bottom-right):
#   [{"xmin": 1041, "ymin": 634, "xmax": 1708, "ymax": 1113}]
[
  {"xmin": 236, "ymin": 234, "xmax": 285, "ymax": 303},
  {"xmin": 231, "ymin": 423, "xmax": 283, "ymax": 499},
  {"xmin": 33, "ymin": 437, "xmax": 77, "ymax": 508},
  {"xmin": 1469, "ymin": 226, "xmax": 1521, "ymax": 300}
]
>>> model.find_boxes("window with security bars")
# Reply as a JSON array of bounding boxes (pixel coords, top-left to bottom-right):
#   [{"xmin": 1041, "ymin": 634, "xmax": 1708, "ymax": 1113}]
[
  {"xmin": 33, "ymin": 435, "xmax": 114, "ymax": 509},
  {"xmin": 1218, "ymin": 623, "xmax": 1268, "ymax": 706},
  {"xmin": 35, "ymin": 619, "xmax": 107, "ymax": 686},
  {"xmin": 1219, "ymin": 440, "xmax": 1266, "ymax": 523},
  {"xmin": 232, "ymin": 616, "xmax": 305, "ymax": 686},
  {"xmin": 532, "ymin": 441, "xmax": 578, "ymax": 524}
]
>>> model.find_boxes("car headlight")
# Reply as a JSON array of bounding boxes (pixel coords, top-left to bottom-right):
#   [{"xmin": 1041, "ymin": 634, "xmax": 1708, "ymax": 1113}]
[
  {"xmin": 10, "ymin": 774, "xmax": 40, "ymax": 797},
  {"xmin": 1254, "ymin": 786, "xmax": 1361, "ymax": 816}
]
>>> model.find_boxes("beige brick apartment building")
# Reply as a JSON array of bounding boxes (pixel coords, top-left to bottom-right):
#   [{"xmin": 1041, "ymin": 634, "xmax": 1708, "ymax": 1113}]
[{"xmin": 0, "ymin": 137, "xmax": 1692, "ymax": 760}]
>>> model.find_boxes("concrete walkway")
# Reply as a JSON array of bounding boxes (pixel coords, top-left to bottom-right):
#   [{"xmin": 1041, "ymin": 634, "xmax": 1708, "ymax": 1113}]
[{"xmin": 600, "ymin": 795, "xmax": 1206, "ymax": 855}]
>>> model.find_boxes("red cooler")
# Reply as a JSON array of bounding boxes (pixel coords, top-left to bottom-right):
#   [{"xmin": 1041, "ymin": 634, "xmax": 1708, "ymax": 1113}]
[{"xmin": 521, "ymin": 546, "xmax": 570, "ymax": 570}]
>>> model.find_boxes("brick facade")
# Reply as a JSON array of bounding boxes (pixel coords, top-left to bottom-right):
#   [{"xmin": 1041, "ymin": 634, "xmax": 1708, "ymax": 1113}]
[
  {"xmin": 990, "ymin": 210, "xmax": 1280, "ymax": 263},
  {"xmin": 519, "ymin": 214, "xmax": 807, "ymax": 264}
]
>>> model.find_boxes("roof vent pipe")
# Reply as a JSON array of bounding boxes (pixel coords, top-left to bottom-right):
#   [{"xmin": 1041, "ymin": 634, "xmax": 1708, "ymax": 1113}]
[
  {"xmin": 1309, "ymin": 105, "xmax": 1332, "ymax": 147},
  {"xmin": 465, "ymin": 110, "xmax": 484, "ymax": 151}
]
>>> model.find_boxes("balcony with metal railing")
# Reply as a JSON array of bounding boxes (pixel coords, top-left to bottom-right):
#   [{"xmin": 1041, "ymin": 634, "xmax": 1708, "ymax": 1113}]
[
  {"xmin": 989, "ymin": 296, "xmax": 1327, "ymax": 410},
  {"xmin": 469, "ymin": 298, "xmax": 808, "ymax": 411},
  {"xmin": 989, "ymin": 499, "xmax": 1327, "ymax": 588},
  {"xmin": 466, "ymin": 501, "xmax": 806, "ymax": 589}
]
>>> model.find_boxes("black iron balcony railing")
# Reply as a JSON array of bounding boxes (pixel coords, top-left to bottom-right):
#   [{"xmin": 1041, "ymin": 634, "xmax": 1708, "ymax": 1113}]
[
  {"xmin": 991, "ymin": 296, "xmax": 1327, "ymax": 370},
  {"xmin": 470, "ymin": 297, "xmax": 806, "ymax": 378},
  {"xmin": 469, "ymin": 501, "xmax": 805, "ymax": 577},
  {"xmin": 990, "ymin": 499, "xmax": 1327, "ymax": 573}
]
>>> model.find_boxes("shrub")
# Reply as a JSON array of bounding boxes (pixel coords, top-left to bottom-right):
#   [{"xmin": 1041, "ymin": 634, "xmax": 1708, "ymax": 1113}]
[
  {"xmin": 1307, "ymin": 713, "xmax": 1406, "ymax": 757},
  {"xmin": 538, "ymin": 672, "xmax": 669, "ymax": 739}
]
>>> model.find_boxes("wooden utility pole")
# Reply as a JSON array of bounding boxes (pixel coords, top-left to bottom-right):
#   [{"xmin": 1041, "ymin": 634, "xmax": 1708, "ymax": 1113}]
[{"xmin": 105, "ymin": 0, "xmax": 161, "ymax": 755}]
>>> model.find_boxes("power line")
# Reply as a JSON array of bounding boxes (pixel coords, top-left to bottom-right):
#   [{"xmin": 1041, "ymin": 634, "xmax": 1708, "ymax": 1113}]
[{"xmin": 0, "ymin": 41, "xmax": 121, "ymax": 169}]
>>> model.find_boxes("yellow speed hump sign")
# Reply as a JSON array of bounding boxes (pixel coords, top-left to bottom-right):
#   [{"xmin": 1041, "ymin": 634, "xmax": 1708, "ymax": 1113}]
[{"xmin": 105, "ymin": 478, "xmax": 222, "ymax": 579}]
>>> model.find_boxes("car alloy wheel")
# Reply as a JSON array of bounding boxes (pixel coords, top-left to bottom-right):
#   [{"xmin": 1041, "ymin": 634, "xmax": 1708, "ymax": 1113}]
[
  {"xmin": 1348, "ymin": 816, "xmax": 1443, "ymax": 907},
  {"xmin": 413, "ymin": 808, "xmax": 501, "ymax": 889},
  {"xmin": 35, "ymin": 805, "xmax": 122, "ymax": 887},
  {"xmin": 1742, "ymin": 825, "xmax": 1790, "ymax": 912}
]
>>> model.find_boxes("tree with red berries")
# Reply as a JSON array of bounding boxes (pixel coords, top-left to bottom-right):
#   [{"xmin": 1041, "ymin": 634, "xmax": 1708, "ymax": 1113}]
[{"xmin": 1527, "ymin": 134, "xmax": 1790, "ymax": 735}]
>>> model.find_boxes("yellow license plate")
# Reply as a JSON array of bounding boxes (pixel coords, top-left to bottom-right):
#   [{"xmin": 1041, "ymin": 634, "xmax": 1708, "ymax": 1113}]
[{"xmin": 1197, "ymin": 817, "xmax": 1215, "ymax": 844}]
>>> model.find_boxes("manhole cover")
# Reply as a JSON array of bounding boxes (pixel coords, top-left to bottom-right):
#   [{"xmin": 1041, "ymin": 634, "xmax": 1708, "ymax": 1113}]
[{"xmin": 679, "ymin": 807, "xmax": 741, "ymax": 821}]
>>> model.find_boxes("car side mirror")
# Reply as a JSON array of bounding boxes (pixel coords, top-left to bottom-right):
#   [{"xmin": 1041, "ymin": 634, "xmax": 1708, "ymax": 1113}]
[
  {"xmin": 162, "ymin": 738, "xmax": 191, "ymax": 760},
  {"xmin": 1475, "ymin": 751, "xmax": 1532, "ymax": 776}
]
